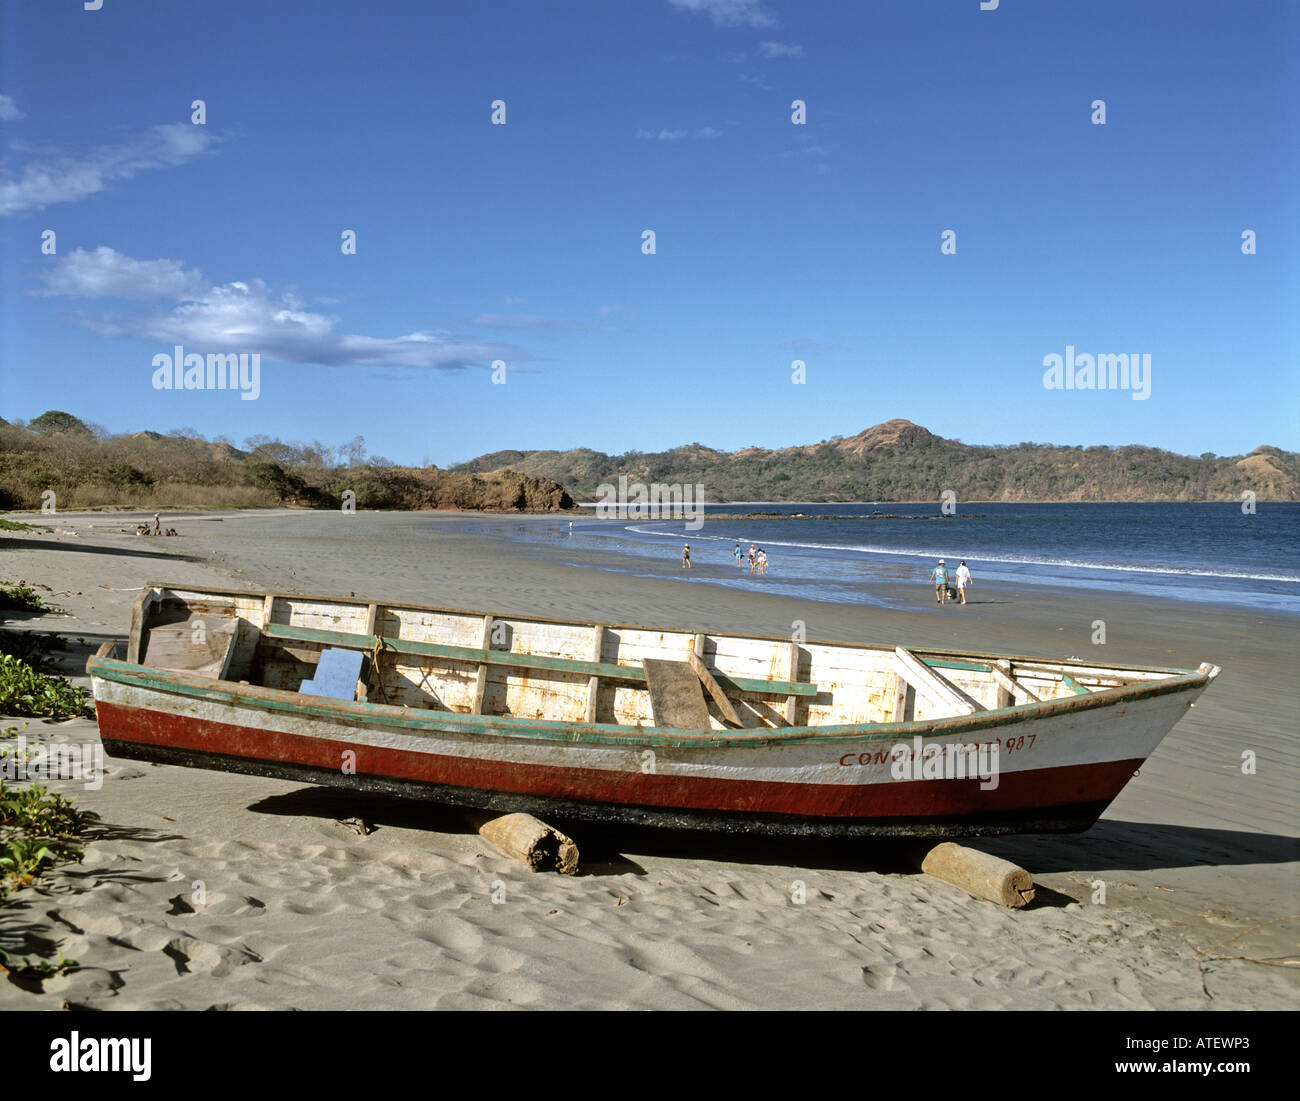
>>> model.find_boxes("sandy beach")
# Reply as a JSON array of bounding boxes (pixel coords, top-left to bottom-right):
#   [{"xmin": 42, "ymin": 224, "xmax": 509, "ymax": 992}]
[{"xmin": 1, "ymin": 508, "xmax": 1296, "ymax": 1010}]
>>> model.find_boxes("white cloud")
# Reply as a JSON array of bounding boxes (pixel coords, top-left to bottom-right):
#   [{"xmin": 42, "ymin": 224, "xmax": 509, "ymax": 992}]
[
  {"xmin": 766, "ymin": 144, "xmax": 828, "ymax": 160},
  {"xmin": 637, "ymin": 128, "xmax": 687, "ymax": 141},
  {"xmin": 0, "ymin": 95, "xmax": 25, "ymax": 121},
  {"xmin": 0, "ymin": 122, "xmax": 216, "ymax": 215},
  {"xmin": 636, "ymin": 126, "xmax": 722, "ymax": 141},
  {"xmin": 597, "ymin": 304, "xmax": 626, "ymax": 316},
  {"xmin": 463, "ymin": 313, "xmax": 594, "ymax": 333},
  {"xmin": 758, "ymin": 41, "xmax": 803, "ymax": 57},
  {"xmin": 35, "ymin": 246, "xmax": 207, "ymax": 300},
  {"xmin": 41, "ymin": 247, "xmax": 525, "ymax": 372},
  {"xmin": 668, "ymin": 0, "xmax": 777, "ymax": 28}
]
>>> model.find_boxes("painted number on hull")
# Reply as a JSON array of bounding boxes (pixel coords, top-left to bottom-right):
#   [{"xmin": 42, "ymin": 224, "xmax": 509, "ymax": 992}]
[{"xmin": 838, "ymin": 734, "xmax": 1034, "ymax": 768}]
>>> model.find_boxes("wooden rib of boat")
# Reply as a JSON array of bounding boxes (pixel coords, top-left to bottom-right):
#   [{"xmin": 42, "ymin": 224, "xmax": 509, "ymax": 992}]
[{"xmin": 86, "ymin": 582, "xmax": 1221, "ymax": 838}]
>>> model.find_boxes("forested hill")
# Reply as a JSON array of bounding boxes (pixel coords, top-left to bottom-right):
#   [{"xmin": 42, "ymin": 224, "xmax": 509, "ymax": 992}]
[
  {"xmin": 451, "ymin": 420, "xmax": 1300, "ymax": 502},
  {"xmin": 0, "ymin": 412, "xmax": 574, "ymax": 511}
]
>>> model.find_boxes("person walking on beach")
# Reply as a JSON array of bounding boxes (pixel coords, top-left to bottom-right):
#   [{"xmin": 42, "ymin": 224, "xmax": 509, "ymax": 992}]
[
  {"xmin": 682, "ymin": 543, "xmax": 692, "ymax": 569},
  {"xmin": 757, "ymin": 548, "xmax": 768, "ymax": 574},
  {"xmin": 153, "ymin": 513, "xmax": 161, "ymax": 536},
  {"xmin": 748, "ymin": 543, "xmax": 757, "ymax": 573},
  {"xmin": 955, "ymin": 560, "xmax": 972, "ymax": 605},
  {"xmin": 929, "ymin": 559, "xmax": 949, "ymax": 604}
]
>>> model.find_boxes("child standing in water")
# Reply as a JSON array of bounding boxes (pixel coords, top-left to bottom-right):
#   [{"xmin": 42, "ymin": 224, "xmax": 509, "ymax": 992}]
[{"xmin": 682, "ymin": 543, "xmax": 692, "ymax": 569}]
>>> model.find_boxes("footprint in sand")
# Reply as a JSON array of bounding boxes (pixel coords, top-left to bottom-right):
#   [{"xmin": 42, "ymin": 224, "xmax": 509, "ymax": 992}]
[
  {"xmin": 111, "ymin": 921, "xmax": 177, "ymax": 953},
  {"xmin": 471, "ymin": 946, "xmax": 528, "ymax": 974},
  {"xmin": 414, "ymin": 915, "xmax": 484, "ymax": 951},
  {"xmin": 283, "ymin": 899, "xmax": 339, "ymax": 917},
  {"xmin": 860, "ymin": 962, "xmax": 908, "ymax": 991},
  {"xmin": 50, "ymin": 907, "xmax": 123, "ymax": 937},
  {"xmin": 472, "ymin": 971, "xmax": 545, "ymax": 1006},
  {"xmin": 163, "ymin": 935, "xmax": 261, "ymax": 978}
]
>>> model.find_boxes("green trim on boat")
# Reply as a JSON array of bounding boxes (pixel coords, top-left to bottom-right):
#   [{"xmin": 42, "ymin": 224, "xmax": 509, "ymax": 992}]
[
  {"xmin": 921, "ymin": 658, "xmax": 991, "ymax": 673},
  {"xmin": 87, "ymin": 655, "xmax": 1208, "ymax": 751},
  {"xmin": 262, "ymin": 621, "xmax": 820, "ymax": 697}
]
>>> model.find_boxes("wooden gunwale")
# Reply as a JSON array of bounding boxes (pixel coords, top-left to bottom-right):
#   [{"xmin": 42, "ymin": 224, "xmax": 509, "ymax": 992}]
[
  {"xmin": 138, "ymin": 580, "xmax": 1201, "ymax": 681},
  {"xmin": 87, "ymin": 653, "xmax": 1212, "ymax": 751}
]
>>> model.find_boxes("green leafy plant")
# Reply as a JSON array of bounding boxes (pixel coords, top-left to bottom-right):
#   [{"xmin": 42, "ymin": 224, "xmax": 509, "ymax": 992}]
[
  {"xmin": 0, "ymin": 779, "xmax": 99, "ymax": 901},
  {"xmin": 0, "ymin": 949, "xmax": 81, "ymax": 992},
  {"xmin": 0, "ymin": 583, "xmax": 48, "ymax": 612},
  {"xmin": 0, "ymin": 653, "xmax": 93, "ymax": 718}
]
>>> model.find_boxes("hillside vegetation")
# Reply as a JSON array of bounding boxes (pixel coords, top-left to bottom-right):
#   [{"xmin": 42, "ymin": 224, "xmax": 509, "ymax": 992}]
[
  {"xmin": 0, "ymin": 414, "xmax": 575, "ymax": 512},
  {"xmin": 3, "ymin": 412, "xmax": 1292, "ymax": 511},
  {"xmin": 453, "ymin": 420, "xmax": 1300, "ymax": 502}
]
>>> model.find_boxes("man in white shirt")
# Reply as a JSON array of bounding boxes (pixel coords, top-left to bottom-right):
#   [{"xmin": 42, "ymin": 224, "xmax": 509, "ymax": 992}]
[{"xmin": 955, "ymin": 560, "xmax": 973, "ymax": 605}]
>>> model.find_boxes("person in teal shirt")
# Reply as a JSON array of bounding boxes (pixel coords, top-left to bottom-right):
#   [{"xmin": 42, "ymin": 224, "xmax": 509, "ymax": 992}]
[{"xmin": 929, "ymin": 559, "xmax": 949, "ymax": 604}]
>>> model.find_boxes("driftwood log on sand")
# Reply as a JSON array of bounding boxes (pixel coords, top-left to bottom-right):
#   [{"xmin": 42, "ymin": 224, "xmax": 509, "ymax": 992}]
[
  {"xmin": 921, "ymin": 842, "xmax": 1035, "ymax": 908},
  {"xmin": 474, "ymin": 812, "xmax": 579, "ymax": 875}
]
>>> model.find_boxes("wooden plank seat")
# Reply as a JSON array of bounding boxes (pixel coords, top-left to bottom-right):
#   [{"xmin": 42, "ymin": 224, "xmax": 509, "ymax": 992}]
[{"xmin": 260, "ymin": 622, "xmax": 820, "ymax": 698}]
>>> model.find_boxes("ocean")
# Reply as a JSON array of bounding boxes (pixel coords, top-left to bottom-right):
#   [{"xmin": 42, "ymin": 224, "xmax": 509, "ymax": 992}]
[{"xmin": 457, "ymin": 502, "xmax": 1300, "ymax": 614}]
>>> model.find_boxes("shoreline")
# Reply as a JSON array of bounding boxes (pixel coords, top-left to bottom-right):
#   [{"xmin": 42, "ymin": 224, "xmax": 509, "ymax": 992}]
[
  {"xmin": 1, "ymin": 509, "xmax": 1296, "ymax": 1010},
  {"xmin": 440, "ymin": 512, "xmax": 1300, "ymax": 622}
]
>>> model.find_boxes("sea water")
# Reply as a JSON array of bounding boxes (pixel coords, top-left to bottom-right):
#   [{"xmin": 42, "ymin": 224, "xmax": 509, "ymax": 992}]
[{"xmin": 455, "ymin": 502, "xmax": 1300, "ymax": 614}]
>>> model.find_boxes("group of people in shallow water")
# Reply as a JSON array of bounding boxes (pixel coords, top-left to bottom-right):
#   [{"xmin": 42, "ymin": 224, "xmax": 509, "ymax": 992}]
[
  {"xmin": 928, "ymin": 558, "xmax": 973, "ymax": 605},
  {"xmin": 681, "ymin": 542, "xmax": 975, "ymax": 604},
  {"xmin": 680, "ymin": 541, "xmax": 769, "ymax": 573}
]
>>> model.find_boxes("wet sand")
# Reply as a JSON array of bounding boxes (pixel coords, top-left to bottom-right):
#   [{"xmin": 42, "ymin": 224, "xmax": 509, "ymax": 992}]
[{"xmin": 1, "ymin": 508, "xmax": 1296, "ymax": 1009}]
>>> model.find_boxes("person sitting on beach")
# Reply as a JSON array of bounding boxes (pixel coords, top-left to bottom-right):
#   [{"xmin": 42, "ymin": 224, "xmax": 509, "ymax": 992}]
[
  {"xmin": 955, "ymin": 560, "xmax": 972, "ymax": 605},
  {"xmin": 136, "ymin": 524, "xmax": 148, "ymax": 536},
  {"xmin": 682, "ymin": 543, "xmax": 692, "ymax": 569},
  {"xmin": 929, "ymin": 559, "xmax": 949, "ymax": 605}
]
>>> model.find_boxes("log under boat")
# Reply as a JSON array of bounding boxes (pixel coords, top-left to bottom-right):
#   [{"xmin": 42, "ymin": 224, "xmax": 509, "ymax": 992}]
[{"xmin": 86, "ymin": 583, "xmax": 1220, "ymax": 838}]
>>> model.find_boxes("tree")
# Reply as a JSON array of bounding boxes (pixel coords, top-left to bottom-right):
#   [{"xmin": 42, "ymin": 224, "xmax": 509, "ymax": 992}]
[
  {"xmin": 29, "ymin": 410, "xmax": 91, "ymax": 436},
  {"xmin": 245, "ymin": 461, "xmax": 305, "ymax": 501}
]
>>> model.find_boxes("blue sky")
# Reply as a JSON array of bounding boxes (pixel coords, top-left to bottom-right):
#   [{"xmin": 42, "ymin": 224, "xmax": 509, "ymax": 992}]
[{"xmin": 1, "ymin": 0, "xmax": 1295, "ymax": 466}]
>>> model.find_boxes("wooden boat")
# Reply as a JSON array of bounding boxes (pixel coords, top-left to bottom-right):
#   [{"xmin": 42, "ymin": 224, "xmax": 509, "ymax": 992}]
[{"xmin": 86, "ymin": 582, "xmax": 1220, "ymax": 838}]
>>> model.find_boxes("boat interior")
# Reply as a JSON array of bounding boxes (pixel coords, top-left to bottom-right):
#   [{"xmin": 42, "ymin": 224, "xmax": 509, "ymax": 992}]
[{"xmin": 115, "ymin": 584, "xmax": 1201, "ymax": 731}]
